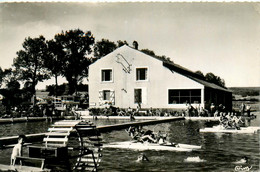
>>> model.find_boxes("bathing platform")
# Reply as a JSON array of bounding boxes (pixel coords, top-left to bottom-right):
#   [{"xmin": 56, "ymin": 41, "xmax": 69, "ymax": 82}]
[
  {"xmin": 0, "ymin": 117, "xmax": 63, "ymax": 124},
  {"xmin": 0, "ymin": 117, "xmax": 184, "ymax": 148},
  {"xmin": 81, "ymin": 115, "xmax": 220, "ymax": 121}
]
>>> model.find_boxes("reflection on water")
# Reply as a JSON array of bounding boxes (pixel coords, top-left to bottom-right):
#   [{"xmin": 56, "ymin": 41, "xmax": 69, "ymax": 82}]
[{"xmin": 0, "ymin": 115, "xmax": 259, "ymax": 171}]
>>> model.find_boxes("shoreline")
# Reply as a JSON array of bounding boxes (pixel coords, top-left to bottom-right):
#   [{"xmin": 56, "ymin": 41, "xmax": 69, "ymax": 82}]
[{"xmin": 1, "ymin": 110, "xmax": 258, "ymax": 124}]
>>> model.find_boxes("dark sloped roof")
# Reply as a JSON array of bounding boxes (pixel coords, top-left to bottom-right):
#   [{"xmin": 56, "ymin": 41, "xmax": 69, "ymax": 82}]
[
  {"xmin": 163, "ymin": 62, "xmax": 231, "ymax": 92},
  {"xmin": 131, "ymin": 46, "xmax": 231, "ymax": 92}
]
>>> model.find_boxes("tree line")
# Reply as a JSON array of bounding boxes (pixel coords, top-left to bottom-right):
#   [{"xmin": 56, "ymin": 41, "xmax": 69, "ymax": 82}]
[{"xmin": 0, "ymin": 28, "xmax": 226, "ymax": 111}]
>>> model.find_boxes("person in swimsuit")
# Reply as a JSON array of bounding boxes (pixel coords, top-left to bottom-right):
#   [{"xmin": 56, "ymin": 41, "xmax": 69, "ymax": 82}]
[{"xmin": 11, "ymin": 135, "xmax": 26, "ymax": 165}]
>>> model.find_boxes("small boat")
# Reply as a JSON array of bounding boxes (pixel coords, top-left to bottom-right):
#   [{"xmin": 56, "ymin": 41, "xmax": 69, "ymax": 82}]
[
  {"xmin": 103, "ymin": 141, "xmax": 201, "ymax": 152},
  {"xmin": 200, "ymin": 125, "xmax": 260, "ymax": 134}
]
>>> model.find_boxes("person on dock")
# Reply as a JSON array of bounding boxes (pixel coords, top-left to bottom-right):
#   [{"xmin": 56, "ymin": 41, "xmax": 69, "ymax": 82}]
[
  {"xmin": 138, "ymin": 129, "xmax": 158, "ymax": 143},
  {"xmin": 10, "ymin": 134, "xmax": 26, "ymax": 165},
  {"xmin": 232, "ymin": 115, "xmax": 244, "ymax": 130},
  {"xmin": 246, "ymin": 104, "xmax": 251, "ymax": 117},
  {"xmin": 240, "ymin": 103, "xmax": 245, "ymax": 116},
  {"xmin": 157, "ymin": 130, "xmax": 167, "ymax": 145},
  {"xmin": 210, "ymin": 103, "xmax": 216, "ymax": 117}
]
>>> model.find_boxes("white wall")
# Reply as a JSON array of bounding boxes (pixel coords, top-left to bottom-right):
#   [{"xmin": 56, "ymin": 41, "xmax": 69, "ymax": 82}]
[{"xmin": 89, "ymin": 45, "xmax": 204, "ymax": 109}]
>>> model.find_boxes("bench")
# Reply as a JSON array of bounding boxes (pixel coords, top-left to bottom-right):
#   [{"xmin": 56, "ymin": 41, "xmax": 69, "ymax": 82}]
[{"xmin": 14, "ymin": 156, "xmax": 45, "ymax": 170}]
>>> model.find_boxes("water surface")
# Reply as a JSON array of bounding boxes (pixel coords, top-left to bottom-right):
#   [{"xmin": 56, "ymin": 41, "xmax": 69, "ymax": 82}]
[{"xmin": 0, "ymin": 114, "xmax": 259, "ymax": 171}]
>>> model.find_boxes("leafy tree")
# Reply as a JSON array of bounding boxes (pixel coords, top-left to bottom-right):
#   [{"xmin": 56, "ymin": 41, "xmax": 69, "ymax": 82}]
[
  {"xmin": 0, "ymin": 67, "xmax": 3, "ymax": 88},
  {"xmin": 94, "ymin": 39, "xmax": 117, "ymax": 59},
  {"xmin": 45, "ymin": 39, "xmax": 65, "ymax": 97},
  {"xmin": 205, "ymin": 72, "xmax": 225, "ymax": 87},
  {"xmin": 156, "ymin": 55, "xmax": 173, "ymax": 63},
  {"xmin": 141, "ymin": 48, "xmax": 173, "ymax": 63},
  {"xmin": 0, "ymin": 68, "xmax": 21, "ymax": 110},
  {"xmin": 141, "ymin": 49, "xmax": 156, "ymax": 56},
  {"xmin": 195, "ymin": 70, "xmax": 204, "ymax": 77},
  {"xmin": 3, "ymin": 69, "xmax": 20, "ymax": 90},
  {"xmin": 2, "ymin": 68, "xmax": 18, "ymax": 87},
  {"xmin": 53, "ymin": 29, "xmax": 95, "ymax": 94},
  {"xmin": 46, "ymin": 83, "xmax": 67, "ymax": 96},
  {"xmin": 117, "ymin": 40, "xmax": 129, "ymax": 47},
  {"xmin": 13, "ymin": 35, "xmax": 50, "ymax": 99}
]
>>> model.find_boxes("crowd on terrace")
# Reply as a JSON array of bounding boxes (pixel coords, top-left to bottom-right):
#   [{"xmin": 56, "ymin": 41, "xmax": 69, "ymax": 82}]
[
  {"xmin": 88, "ymin": 102, "xmax": 253, "ymax": 119},
  {"xmin": 0, "ymin": 99, "xmax": 253, "ymax": 120}
]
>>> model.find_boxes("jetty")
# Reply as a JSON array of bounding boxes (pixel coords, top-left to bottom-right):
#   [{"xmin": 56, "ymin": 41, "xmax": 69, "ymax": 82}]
[
  {"xmin": 0, "ymin": 117, "xmax": 63, "ymax": 124},
  {"xmin": 81, "ymin": 115, "xmax": 220, "ymax": 121},
  {"xmin": 0, "ymin": 116, "xmax": 184, "ymax": 148}
]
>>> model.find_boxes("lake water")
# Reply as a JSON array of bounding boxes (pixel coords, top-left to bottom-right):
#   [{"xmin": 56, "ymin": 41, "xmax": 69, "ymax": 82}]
[{"xmin": 0, "ymin": 114, "xmax": 259, "ymax": 172}]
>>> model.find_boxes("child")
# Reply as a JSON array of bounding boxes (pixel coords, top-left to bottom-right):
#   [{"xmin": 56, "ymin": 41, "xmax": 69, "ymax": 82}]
[{"xmin": 10, "ymin": 134, "xmax": 26, "ymax": 165}]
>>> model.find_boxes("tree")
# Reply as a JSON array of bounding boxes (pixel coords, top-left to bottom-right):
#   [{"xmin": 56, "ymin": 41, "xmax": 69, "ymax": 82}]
[
  {"xmin": 156, "ymin": 55, "xmax": 173, "ymax": 63},
  {"xmin": 1, "ymin": 68, "xmax": 21, "ymax": 110},
  {"xmin": 45, "ymin": 39, "xmax": 65, "ymax": 97},
  {"xmin": 2, "ymin": 68, "xmax": 20, "ymax": 90},
  {"xmin": 195, "ymin": 70, "xmax": 205, "ymax": 78},
  {"xmin": 94, "ymin": 39, "xmax": 117, "ymax": 59},
  {"xmin": 53, "ymin": 29, "xmax": 95, "ymax": 94},
  {"xmin": 117, "ymin": 40, "xmax": 129, "ymax": 47},
  {"xmin": 205, "ymin": 72, "xmax": 226, "ymax": 87},
  {"xmin": 13, "ymin": 35, "xmax": 50, "ymax": 99},
  {"xmin": 141, "ymin": 49, "xmax": 156, "ymax": 57},
  {"xmin": 0, "ymin": 67, "xmax": 4, "ymax": 88},
  {"xmin": 141, "ymin": 48, "xmax": 173, "ymax": 63}
]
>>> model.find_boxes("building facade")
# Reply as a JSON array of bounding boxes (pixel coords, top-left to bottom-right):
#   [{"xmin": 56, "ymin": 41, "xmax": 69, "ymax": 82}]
[{"xmin": 89, "ymin": 45, "xmax": 232, "ymax": 110}]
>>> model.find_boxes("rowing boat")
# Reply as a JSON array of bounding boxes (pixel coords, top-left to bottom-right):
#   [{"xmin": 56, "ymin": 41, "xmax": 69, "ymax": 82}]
[
  {"xmin": 103, "ymin": 141, "xmax": 201, "ymax": 152},
  {"xmin": 200, "ymin": 125, "xmax": 260, "ymax": 134}
]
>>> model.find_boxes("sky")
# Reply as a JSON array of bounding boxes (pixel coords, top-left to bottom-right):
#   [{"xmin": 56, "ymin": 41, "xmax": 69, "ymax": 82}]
[{"xmin": 0, "ymin": 2, "xmax": 260, "ymax": 89}]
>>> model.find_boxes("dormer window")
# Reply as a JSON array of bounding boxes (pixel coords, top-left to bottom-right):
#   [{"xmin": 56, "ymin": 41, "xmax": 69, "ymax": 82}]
[
  {"xmin": 101, "ymin": 69, "xmax": 112, "ymax": 82},
  {"xmin": 136, "ymin": 68, "xmax": 147, "ymax": 81}
]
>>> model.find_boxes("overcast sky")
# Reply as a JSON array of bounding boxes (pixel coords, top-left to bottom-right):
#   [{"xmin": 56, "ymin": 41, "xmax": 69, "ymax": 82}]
[{"xmin": 0, "ymin": 2, "xmax": 259, "ymax": 89}]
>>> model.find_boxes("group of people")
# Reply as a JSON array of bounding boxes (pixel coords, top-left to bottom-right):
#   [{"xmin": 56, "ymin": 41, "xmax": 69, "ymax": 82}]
[
  {"xmin": 219, "ymin": 112, "xmax": 244, "ymax": 129},
  {"xmin": 126, "ymin": 126, "xmax": 168, "ymax": 145},
  {"xmin": 185, "ymin": 103, "xmax": 226, "ymax": 117},
  {"xmin": 239, "ymin": 103, "xmax": 251, "ymax": 117}
]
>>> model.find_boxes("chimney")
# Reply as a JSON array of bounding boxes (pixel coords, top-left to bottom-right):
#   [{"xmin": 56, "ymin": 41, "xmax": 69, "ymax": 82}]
[{"xmin": 133, "ymin": 41, "xmax": 138, "ymax": 50}]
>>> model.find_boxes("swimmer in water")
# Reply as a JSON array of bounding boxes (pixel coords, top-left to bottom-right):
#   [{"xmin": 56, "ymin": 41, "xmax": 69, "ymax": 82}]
[
  {"xmin": 234, "ymin": 156, "xmax": 249, "ymax": 164},
  {"xmin": 137, "ymin": 153, "xmax": 149, "ymax": 162}
]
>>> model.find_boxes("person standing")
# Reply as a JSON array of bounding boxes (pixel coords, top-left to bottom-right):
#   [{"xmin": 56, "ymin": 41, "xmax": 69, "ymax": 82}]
[
  {"xmin": 246, "ymin": 104, "xmax": 251, "ymax": 117},
  {"xmin": 10, "ymin": 135, "xmax": 26, "ymax": 165},
  {"xmin": 210, "ymin": 103, "xmax": 215, "ymax": 117},
  {"xmin": 240, "ymin": 103, "xmax": 245, "ymax": 116}
]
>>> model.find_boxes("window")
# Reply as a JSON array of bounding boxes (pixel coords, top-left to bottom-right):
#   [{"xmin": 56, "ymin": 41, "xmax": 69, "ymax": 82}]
[
  {"xmin": 103, "ymin": 90, "xmax": 111, "ymax": 101},
  {"xmin": 101, "ymin": 69, "xmax": 112, "ymax": 82},
  {"xmin": 136, "ymin": 68, "xmax": 147, "ymax": 81},
  {"xmin": 99, "ymin": 90, "xmax": 115, "ymax": 105},
  {"xmin": 168, "ymin": 89, "xmax": 201, "ymax": 104},
  {"xmin": 134, "ymin": 89, "xmax": 142, "ymax": 104}
]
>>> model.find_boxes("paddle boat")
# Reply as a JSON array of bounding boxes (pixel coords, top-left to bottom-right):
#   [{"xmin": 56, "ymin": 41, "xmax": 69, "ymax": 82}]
[{"xmin": 200, "ymin": 125, "xmax": 260, "ymax": 134}]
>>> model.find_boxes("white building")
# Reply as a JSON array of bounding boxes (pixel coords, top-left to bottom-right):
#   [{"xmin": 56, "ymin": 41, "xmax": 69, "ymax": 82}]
[{"xmin": 88, "ymin": 45, "xmax": 232, "ymax": 110}]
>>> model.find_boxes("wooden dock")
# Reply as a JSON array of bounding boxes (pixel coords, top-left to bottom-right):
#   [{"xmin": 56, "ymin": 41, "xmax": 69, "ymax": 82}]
[
  {"xmin": 97, "ymin": 116, "xmax": 185, "ymax": 132},
  {"xmin": 0, "ymin": 164, "xmax": 50, "ymax": 172},
  {"xmin": 0, "ymin": 117, "xmax": 184, "ymax": 148},
  {"xmin": 0, "ymin": 117, "xmax": 64, "ymax": 124}
]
